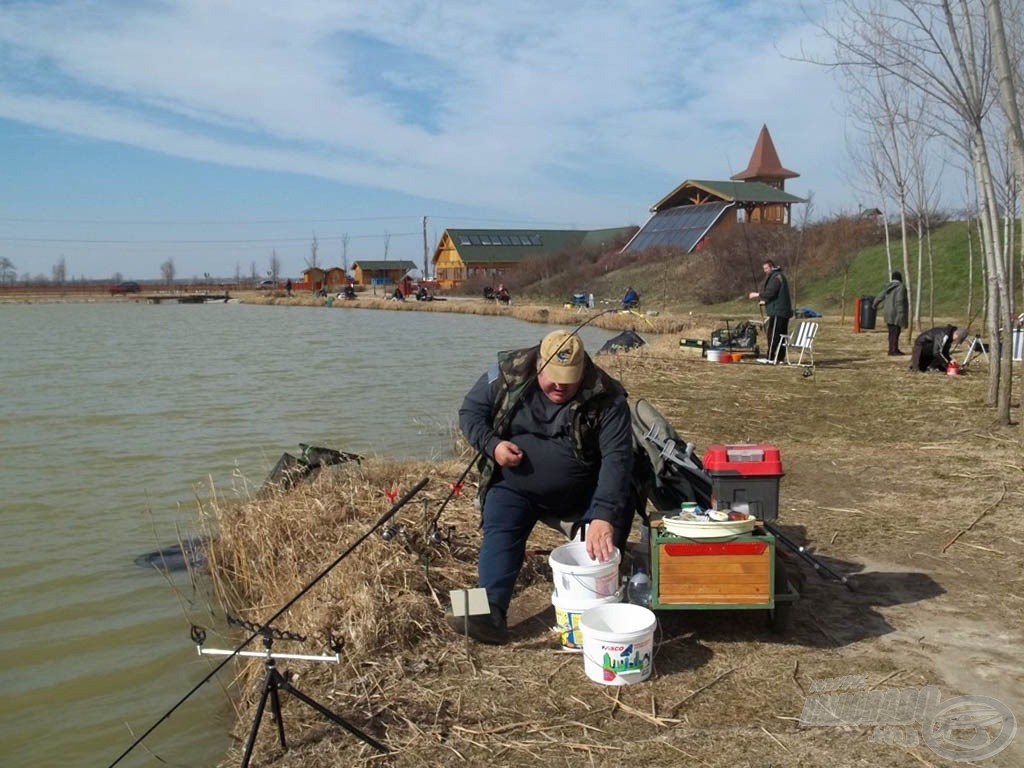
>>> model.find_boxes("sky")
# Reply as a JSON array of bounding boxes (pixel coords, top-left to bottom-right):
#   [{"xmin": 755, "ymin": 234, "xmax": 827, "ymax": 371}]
[{"xmin": 0, "ymin": 0, "xmax": 855, "ymax": 282}]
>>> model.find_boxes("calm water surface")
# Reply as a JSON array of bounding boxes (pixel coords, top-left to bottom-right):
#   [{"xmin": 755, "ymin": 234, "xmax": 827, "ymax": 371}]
[{"xmin": 0, "ymin": 302, "xmax": 613, "ymax": 768}]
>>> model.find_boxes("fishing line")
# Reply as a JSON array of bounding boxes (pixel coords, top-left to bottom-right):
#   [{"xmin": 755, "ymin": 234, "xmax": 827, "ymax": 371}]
[
  {"xmin": 427, "ymin": 308, "xmax": 620, "ymax": 533},
  {"xmin": 106, "ymin": 476, "xmax": 429, "ymax": 768}
]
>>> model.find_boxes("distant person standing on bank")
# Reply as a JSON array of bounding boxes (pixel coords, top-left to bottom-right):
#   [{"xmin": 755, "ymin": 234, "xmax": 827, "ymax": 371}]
[
  {"xmin": 749, "ymin": 260, "xmax": 793, "ymax": 362},
  {"xmin": 873, "ymin": 271, "xmax": 909, "ymax": 355}
]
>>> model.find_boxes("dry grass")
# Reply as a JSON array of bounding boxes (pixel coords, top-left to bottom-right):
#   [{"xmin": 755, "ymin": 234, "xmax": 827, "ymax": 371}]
[{"xmin": 200, "ymin": 313, "xmax": 1024, "ymax": 768}]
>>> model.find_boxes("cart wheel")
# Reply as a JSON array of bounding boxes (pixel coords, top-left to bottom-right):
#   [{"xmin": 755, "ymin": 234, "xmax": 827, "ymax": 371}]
[
  {"xmin": 769, "ymin": 602, "xmax": 793, "ymax": 634},
  {"xmin": 769, "ymin": 555, "xmax": 795, "ymax": 634}
]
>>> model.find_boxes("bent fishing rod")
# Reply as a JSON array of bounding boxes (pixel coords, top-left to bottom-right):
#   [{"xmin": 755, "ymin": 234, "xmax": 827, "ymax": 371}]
[
  {"xmin": 106, "ymin": 476, "xmax": 429, "ymax": 768},
  {"xmin": 428, "ymin": 308, "xmax": 620, "ymax": 533}
]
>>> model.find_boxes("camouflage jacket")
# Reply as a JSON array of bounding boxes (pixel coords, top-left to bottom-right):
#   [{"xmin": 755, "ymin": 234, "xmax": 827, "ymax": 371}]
[{"xmin": 459, "ymin": 343, "xmax": 632, "ymax": 523}]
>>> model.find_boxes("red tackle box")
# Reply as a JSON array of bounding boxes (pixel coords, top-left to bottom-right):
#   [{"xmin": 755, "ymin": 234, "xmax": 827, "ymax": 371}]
[{"xmin": 702, "ymin": 444, "xmax": 784, "ymax": 521}]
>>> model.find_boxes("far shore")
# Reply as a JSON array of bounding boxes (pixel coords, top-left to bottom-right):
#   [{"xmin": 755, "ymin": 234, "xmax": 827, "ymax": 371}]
[{"xmin": 0, "ymin": 286, "xmax": 713, "ymax": 336}]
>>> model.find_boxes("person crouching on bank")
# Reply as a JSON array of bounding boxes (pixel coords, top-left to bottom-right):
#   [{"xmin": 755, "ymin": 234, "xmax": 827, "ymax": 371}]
[
  {"xmin": 909, "ymin": 325, "xmax": 968, "ymax": 372},
  {"xmin": 452, "ymin": 330, "xmax": 635, "ymax": 645}
]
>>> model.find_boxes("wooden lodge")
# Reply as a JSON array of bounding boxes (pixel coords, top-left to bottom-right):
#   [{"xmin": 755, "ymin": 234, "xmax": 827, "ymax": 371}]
[
  {"xmin": 622, "ymin": 124, "xmax": 805, "ymax": 254},
  {"xmin": 431, "ymin": 227, "xmax": 635, "ymax": 290}
]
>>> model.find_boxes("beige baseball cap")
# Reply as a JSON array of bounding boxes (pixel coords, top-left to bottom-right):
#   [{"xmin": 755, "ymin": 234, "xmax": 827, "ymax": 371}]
[{"xmin": 539, "ymin": 330, "xmax": 585, "ymax": 384}]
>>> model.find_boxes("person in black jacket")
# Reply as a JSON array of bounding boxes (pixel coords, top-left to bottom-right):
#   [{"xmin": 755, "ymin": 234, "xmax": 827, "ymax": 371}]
[
  {"xmin": 749, "ymin": 260, "xmax": 793, "ymax": 362},
  {"xmin": 909, "ymin": 325, "xmax": 967, "ymax": 371},
  {"xmin": 452, "ymin": 330, "xmax": 634, "ymax": 644}
]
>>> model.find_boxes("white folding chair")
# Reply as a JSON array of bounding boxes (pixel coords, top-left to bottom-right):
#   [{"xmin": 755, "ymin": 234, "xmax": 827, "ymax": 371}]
[{"xmin": 772, "ymin": 320, "xmax": 819, "ymax": 370}]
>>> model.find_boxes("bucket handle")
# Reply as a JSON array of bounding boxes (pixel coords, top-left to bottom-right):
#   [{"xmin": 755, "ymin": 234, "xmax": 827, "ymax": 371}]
[{"xmin": 561, "ymin": 572, "xmax": 617, "ymax": 597}]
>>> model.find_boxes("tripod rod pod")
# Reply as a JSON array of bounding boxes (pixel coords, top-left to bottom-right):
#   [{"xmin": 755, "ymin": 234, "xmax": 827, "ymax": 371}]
[
  {"xmin": 197, "ymin": 630, "xmax": 386, "ymax": 766},
  {"xmin": 106, "ymin": 477, "xmax": 428, "ymax": 768}
]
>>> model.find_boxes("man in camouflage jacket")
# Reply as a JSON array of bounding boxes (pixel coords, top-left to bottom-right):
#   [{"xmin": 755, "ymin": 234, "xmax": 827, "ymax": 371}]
[{"xmin": 454, "ymin": 330, "xmax": 634, "ymax": 644}]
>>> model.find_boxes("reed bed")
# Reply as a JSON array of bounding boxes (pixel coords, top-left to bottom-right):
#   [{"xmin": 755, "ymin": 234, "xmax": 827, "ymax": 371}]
[{"xmin": 200, "ymin": 316, "xmax": 1024, "ymax": 768}]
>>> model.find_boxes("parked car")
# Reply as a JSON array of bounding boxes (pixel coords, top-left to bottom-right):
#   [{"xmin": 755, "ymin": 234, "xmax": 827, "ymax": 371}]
[
  {"xmin": 110, "ymin": 281, "xmax": 141, "ymax": 295},
  {"xmin": 258, "ymin": 280, "xmax": 276, "ymax": 289}
]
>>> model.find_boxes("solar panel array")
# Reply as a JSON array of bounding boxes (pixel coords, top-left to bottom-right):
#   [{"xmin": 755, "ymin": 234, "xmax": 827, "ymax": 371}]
[{"xmin": 624, "ymin": 201, "xmax": 732, "ymax": 253}]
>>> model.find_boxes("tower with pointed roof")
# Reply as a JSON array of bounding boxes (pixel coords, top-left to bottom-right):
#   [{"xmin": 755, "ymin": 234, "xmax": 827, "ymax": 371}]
[
  {"xmin": 729, "ymin": 124, "xmax": 799, "ymax": 224},
  {"xmin": 731, "ymin": 124, "xmax": 799, "ymax": 189}
]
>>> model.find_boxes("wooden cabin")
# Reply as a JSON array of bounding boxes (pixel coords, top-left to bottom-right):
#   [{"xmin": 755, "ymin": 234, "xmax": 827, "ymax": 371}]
[
  {"xmin": 432, "ymin": 227, "xmax": 635, "ymax": 290},
  {"xmin": 351, "ymin": 260, "xmax": 417, "ymax": 287},
  {"xmin": 293, "ymin": 266, "xmax": 327, "ymax": 293},
  {"xmin": 324, "ymin": 266, "xmax": 348, "ymax": 291}
]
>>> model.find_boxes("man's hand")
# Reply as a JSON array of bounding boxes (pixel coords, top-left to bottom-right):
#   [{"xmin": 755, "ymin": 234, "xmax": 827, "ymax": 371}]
[
  {"xmin": 585, "ymin": 519, "xmax": 616, "ymax": 562},
  {"xmin": 493, "ymin": 440, "xmax": 523, "ymax": 468}
]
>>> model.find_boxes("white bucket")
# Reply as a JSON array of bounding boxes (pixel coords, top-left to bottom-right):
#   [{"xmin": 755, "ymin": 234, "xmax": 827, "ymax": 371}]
[
  {"xmin": 548, "ymin": 542, "xmax": 621, "ymax": 601},
  {"xmin": 552, "ymin": 590, "xmax": 622, "ymax": 651},
  {"xmin": 579, "ymin": 603, "xmax": 657, "ymax": 685}
]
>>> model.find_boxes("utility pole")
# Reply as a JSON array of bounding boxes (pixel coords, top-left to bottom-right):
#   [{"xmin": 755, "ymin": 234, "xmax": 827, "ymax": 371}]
[{"xmin": 422, "ymin": 216, "xmax": 429, "ymax": 279}]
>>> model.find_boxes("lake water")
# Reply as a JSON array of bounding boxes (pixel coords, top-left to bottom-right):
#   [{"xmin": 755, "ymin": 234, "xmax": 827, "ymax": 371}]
[{"xmin": 0, "ymin": 301, "xmax": 613, "ymax": 768}]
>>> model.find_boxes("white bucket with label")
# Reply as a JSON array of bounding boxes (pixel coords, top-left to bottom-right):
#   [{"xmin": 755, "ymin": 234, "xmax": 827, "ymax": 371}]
[
  {"xmin": 548, "ymin": 542, "xmax": 621, "ymax": 601},
  {"xmin": 579, "ymin": 602, "xmax": 657, "ymax": 685},
  {"xmin": 552, "ymin": 590, "xmax": 622, "ymax": 651}
]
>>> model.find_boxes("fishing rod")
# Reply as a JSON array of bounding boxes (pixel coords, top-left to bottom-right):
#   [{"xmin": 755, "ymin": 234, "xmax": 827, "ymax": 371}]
[
  {"xmin": 427, "ymin": 307, "xmax": 620, "ymax": 534},
  {"xmin": 740, "ymin": 211, "xmax": 766, "ymax": 324},
  {"xmin": 106, "ymin": 476, "xmax": 429, "ymax": 768},
  {"xmin": 763, "ymin": 522, "xmax": 852, "ymax": 590}
]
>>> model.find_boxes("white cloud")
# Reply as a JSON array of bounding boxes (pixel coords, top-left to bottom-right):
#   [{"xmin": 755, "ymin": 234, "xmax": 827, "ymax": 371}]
[{"xmin": 0, "ymin": 0, "xmax": 859, "ymax": 276}]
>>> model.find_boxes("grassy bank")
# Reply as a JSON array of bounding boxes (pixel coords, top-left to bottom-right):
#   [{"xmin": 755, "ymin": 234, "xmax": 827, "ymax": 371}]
[{"xmin": 200, "ymin": 319, "xmax": 1024, "ymax": 768}]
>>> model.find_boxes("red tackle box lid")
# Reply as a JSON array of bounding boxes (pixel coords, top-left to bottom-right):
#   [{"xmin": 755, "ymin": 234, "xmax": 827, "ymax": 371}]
[{"xmin": 702, "ymin": 443, "xmax": 783, "ymax": 476}]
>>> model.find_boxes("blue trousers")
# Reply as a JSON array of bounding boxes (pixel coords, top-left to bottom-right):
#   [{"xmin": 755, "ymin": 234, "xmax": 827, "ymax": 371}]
[{"xmin": 478, "ymin": 484, "xmax": 628, "ymax": 617}]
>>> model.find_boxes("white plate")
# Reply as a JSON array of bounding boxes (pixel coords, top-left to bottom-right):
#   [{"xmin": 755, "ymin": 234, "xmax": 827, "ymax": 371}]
[{"xmin": 661, "ymin": 515, "xmax": 756, "ymax": 538}]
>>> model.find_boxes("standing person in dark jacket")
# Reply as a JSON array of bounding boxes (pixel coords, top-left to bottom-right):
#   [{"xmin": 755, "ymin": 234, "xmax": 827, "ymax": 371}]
[
  {"xmin": 873, "ymin": 271, "xmax": 909, "ymax": 355},
  {"xmin": 909, "ymin": 325, "xmax": 967, "ymax": 371},
  {"xmin": 452, "ymin": 330, "xmax": 635, "ymax": 644},
  {"xmin": 749, "ymin": 259, "xmax": 793, "ymax": 363}
]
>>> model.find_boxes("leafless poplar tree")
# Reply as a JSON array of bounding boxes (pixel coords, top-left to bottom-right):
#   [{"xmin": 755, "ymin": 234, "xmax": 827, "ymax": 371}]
[
  {"xmin": 52, "ymin": 256, "xmax": 67, "ymax": 285},
  {"xmin": 815, "ymin": 0, "xmax": 1018, "ymax": 423},
  {"xmin": 307, "ymin": 234, "xmax": 319, "ymax": 269},
  {"xmin": 269, "ymin": 250, "xmax": 280, "ymax": 283}
]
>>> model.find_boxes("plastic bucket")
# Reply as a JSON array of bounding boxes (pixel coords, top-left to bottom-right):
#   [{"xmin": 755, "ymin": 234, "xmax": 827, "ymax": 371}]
[
  {"xmin": 552, "ymin": 590, "xmax": 622, "ymax": 651},
  {"xmin": 548, "ymin": 542, "xmax": 621, "ymax": 601},
  {"xmin": 580, "ymin": 603, "xmax": 657, "ymax": 685}
]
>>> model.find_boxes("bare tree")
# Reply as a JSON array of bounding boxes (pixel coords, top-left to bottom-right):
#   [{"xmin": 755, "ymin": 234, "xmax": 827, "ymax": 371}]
[
  {"xmin": 307, "ymin": 234, "xmax": 319, "ymax": 269},
  {"xmin": 0, "ymin": 257, "xmax": 16, "ymax": 285},
  {"xmin": 160, "ymin": 258, "xmax": 176, "ymax": 285},
  {"xmin": 814, "ymin": 0, "xmax": 1016, "ymax": 422},
  {"xmin": 52, "ymin": 256, "xmax": 67, "ymax": 285},
  {"xmin": 984, "ymin": 0, "xmax": 1024, "ymax": 430},
  {"xmin": 269, "ymin": 250, "xmax": 281, "ymax": 283},
  {"xmin": 341, "ymin": 232, "xmax": 350, "ymax": 272}
]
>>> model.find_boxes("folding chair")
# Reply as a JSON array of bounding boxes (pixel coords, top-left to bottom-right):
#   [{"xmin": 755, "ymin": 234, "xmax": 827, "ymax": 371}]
[{"xmin": 772, "ymin": 320, "xmax": 819, "ymax": 371}]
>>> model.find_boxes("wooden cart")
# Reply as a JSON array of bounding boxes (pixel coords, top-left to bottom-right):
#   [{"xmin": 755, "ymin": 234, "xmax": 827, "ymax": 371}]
[{"xmin": 646, "ymin": 521, "xmax": 799, "ymax": 633}]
